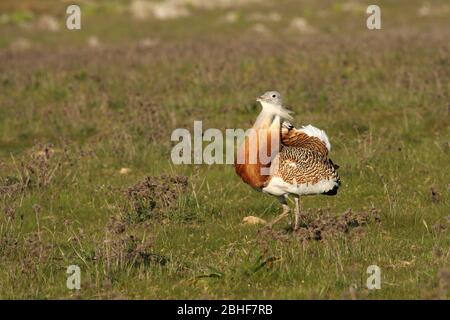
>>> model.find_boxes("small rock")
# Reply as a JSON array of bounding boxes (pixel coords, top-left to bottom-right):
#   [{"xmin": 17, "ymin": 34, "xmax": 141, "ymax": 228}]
[
  {"xmin": 243, "ymin": 216, "xmax": 267, "ymax": 225},
  {"xmin": 222, "ymin": 11, "xmax": 238, "ymax": 23},
  {"xmin": 341, "ymin": 1, "xmax": 366, "ymax": 13},
  {"xmin": 130, "ymin": 0, "xmax": 190, "ymax": 21},
  {"xmin": 248, "ymin": 12, "xmax": 281, "ymax": 22},
  {"xmin": 137, "ymin": 38, "xmax": 159, "ymax": 50},
  {"xmin": 130, "ymin": 0, "xmax": 154, "ymax": 20},
  {"xmin": 289, "ymin": 17, "xmax": 317, "ymax": 34},
  {"xmin": 153, "ymin": 3, "xmax": 189, "ymax": 20},
  {"xmin": 251, "ymin": 23, "xmax": 270, "ymax": 34},
  {"xmin": 119, "ymin": 168, "xmax": 131, "ymax": 174},
  {"xmin": 87, "ymin": 36, "xmax": 101, "ymax": 48},
  {"xmin": 36, "ymin": 15, "xmax": 60, "ymax": 32},
  {"xmin": 9, "ymin": 38, "xmax": 31, "ymax": 51},
  {"xmin": 418, "ymin": 4, "xmax": 431, "ymax": 17}
]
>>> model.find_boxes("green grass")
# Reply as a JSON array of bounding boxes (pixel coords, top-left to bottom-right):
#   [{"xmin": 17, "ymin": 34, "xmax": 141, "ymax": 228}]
[{"xmin": 0, "ymin": 0, "xmax": 449, "ymax": 299}]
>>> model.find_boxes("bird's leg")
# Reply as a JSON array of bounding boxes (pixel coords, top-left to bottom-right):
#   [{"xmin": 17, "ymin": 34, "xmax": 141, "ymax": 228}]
[
  {"xmin": 294, "ymin": 196, "xmax": 302, "ymax": 230},
  {"xmin": 267, "ymin": 196, "xmax": 290, "ymax": 228}
]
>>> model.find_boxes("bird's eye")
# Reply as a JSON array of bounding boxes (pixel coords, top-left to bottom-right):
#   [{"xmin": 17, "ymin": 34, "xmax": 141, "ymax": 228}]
[{"xmin": 272, "ymin": 94, "xmax": 276, "ymax": 98}]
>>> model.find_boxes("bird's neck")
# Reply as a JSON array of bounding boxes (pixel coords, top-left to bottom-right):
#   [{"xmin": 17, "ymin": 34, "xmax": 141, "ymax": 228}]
[
  {"xmin": 234, "ymin": 104, "xmax": 286, "ymax": 189},
  {"xmin": 253, "ymin": 110, "xmax": 276, "ymax": 129},
  {"xmin": 253, "ymin": 102, "xmax": 292, "ymax": 129},
  {"xmin": 251, "ymin": 104, "xmax": 285, "ymax": 161}
]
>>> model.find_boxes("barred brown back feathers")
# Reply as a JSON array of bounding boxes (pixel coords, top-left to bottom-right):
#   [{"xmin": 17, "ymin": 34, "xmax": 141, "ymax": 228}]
[
  {"xmin": 281, "ymin": 121, "xmax": 329, "ymax": 158},
  {"xmin": 275, "ymin": 147, "xmax": 339, "ymax": 185}
]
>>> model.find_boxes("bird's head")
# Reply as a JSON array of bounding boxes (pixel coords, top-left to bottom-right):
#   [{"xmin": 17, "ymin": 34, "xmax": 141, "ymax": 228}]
[
  {"xmin": 256, "ymin": 90, "xmax": 293, "ymax": 121},
  {"xmin": 256, "ymin": 91, "xmax": 283, "ymax": 105}
]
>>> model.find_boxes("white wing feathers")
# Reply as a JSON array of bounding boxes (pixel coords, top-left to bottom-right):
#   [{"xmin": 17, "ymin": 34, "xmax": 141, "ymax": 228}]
[
  {"xmin": 282, "ymin": 121, "xmax": 331, "ymax": 151},
  {"xmin": 298, "ymin": 124, "xmax": 331, "ymax": 151}
]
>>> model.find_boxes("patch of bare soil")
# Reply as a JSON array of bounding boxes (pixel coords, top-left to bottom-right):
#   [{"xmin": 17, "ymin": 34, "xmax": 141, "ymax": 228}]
[{"xmin": 259, "ymin": 207, "xmax": 380, "ymax": 242}]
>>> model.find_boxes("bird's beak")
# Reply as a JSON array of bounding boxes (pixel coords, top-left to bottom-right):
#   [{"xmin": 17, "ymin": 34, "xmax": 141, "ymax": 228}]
[{"xmin": 256, "ymin": 96, "xmax": 263, "ymax": 102}]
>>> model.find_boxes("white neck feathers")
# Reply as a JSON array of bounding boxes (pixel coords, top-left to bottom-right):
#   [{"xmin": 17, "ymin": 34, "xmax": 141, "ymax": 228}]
[{"xmin": 253, "ymin": 102, "xmax": 293, "ymax": 129}]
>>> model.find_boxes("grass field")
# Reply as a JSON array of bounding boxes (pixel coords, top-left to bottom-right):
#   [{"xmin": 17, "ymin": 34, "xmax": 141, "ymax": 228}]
[{"xmin": 0, "ymin": 0, "xmax": 449, "ymax": 299}]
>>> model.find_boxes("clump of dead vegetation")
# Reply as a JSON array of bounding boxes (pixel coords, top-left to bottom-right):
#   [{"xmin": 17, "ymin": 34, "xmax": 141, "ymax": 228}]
[
  {"xmin": 421, "ymin": 268, "xmax": 450, "ymax": 299},
  {"xmin": 0, "ymin": 144, "xmax": 81, "ymax": 278},
  {"xmin": 122, "ymin": 175, "xmax": 189, "ymax": 223},
  {"xmin": 94, "ymin": 211, "xmax": 168, "ymax": 274},
  {"xmin": 0, "ymin": 218, "xmax": 57, "ymax": 277},
  {"xmin": 20, "ymin": 231, "xmax": 56, "ymax": 271},
  {"xmin": 0, "ymin": 219, "xmax": 19, "ymax": 258},
  {"xmin": 1, "ymin": 143, "xmax": 77, "ymax": 227},
  {"xmin": 0, "ymin": 144, "xmax": 75, "ymax": 199},
  {"xmin": 432, "ymin": 215, "xmax": 450, "ymax": 234},
  {"xmin": 259, "ymin": 207, "xmax": 381, "ymax": 242},
  {"xmin": 95, "ymin": 174, "xmax": 190, "ymax": 273},
  {"xmin": 98, "ymin": 223, "xmax": 168, "ymax": 271}
]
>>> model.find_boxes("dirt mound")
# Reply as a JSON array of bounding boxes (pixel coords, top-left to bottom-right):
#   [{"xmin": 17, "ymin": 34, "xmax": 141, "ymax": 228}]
[
  {"xmin": 94, "ymin": 175, "xmax": 189, "ymax": 270},
  {"xmin": 295, "ymin": 207, "xmax": 380, "ymax": 241},
  {"xmin": 260, "ymin": 207, "xmax": 380, "ymax": 242},
  {"xmin": 123, "ymin": 175, "xmax": 188, "ymax": 223}
]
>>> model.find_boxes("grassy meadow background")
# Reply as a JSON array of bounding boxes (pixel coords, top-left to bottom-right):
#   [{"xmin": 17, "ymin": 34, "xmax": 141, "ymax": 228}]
[{"xmin": 0, "ymin": 0, "xmax": 449, "ymax": 299}]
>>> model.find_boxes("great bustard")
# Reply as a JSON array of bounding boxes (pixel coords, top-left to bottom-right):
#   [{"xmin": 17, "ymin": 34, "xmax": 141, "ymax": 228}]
[{"xmin": 235, "ymin": 91, "xmax": 340, "ymax": 230}]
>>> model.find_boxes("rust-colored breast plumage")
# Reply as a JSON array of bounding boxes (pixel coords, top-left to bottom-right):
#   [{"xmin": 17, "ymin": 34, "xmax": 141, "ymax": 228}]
[{"xmin": 234, "ymin": 129, "xmax": 277, "ymax": 189}]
